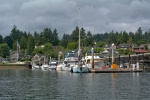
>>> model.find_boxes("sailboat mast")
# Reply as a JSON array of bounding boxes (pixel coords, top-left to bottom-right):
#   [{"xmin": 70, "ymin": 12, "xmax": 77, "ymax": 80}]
[
  {"xmin": 78, "ymin": 8, "xmax": 80, "ymax": 61},
  {"xmin": 17, "ymin": 40, "xmax": 19, "ymax": 61}
]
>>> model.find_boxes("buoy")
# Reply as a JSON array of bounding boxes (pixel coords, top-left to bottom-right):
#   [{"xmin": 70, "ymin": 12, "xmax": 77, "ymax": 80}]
[{"xmin": 111, "ymin": 62, "xmax": 118, "ymax": 70}]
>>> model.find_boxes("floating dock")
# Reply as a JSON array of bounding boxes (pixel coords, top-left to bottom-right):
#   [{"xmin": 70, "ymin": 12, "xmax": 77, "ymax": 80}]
[{"xmin": 89, "ymin": 68, "xmax": 143, "ymax": 73}]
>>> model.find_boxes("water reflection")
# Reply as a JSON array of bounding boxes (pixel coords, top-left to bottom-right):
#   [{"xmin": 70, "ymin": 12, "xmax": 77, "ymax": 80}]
[{"xmin": 1, "ymin": 67, "xmax": 150, "ymax": 99}]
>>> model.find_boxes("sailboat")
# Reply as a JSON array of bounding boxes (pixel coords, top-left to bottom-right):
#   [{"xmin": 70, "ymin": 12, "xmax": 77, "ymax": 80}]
[{"xmin": 71, "ymin": 8, "xmax": 89, "ymax": 73}]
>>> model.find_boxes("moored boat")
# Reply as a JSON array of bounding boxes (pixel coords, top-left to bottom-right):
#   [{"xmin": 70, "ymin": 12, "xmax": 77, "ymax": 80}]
[
  {"xmin": 41, "ymin": 64, "xmax": 49, "ymax": 70},
  {"xmin": 84, "ymin": 55, "xmax": 105, "ymax": 69},
  {"xmin": 57, "ymin": 51, "xmax": 78, "ymax": 71},
  {"xmin": 71, "ymin": 63, "xmax": 89, "ymax": 73},
  {"xmin": 32, "ymin": 64, "xmax": 40, "ymax": 69},
  {"xmin": 49, "ymin": 61, "xmax": 57, "ymax": 70}
]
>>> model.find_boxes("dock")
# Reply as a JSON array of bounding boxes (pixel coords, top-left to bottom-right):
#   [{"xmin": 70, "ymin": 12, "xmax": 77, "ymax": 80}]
[{"xmin": 89, "ymin": 68, "xmax": 143, "ymax": 73}]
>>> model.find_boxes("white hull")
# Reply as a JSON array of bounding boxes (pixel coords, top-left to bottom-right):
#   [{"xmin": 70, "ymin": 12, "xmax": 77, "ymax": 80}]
[
  {"xmin": 41, "ymin": 64, "xmax": 49, "ymax": 70},
  {"xmin": 62, "ymin": 66, "xmax": 71, "ymax": 71},
  {"xmin": 56, "ymin": 64, "xmax": 63, "ymax": 71},
  {"xmin": 32, "ymin": 64, "xmax": 41, "ymax": 69},
  {"xmin": 71, "ymin": 65, "xmax": 89, "ymax": 73},
  {"xmin": 49, "ymin": 66, "xmax": 56, "ymax": 70}
]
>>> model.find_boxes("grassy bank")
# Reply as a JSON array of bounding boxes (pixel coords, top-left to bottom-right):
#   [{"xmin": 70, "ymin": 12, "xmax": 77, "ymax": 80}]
[{"xmin": 0, "ymin": 62, "xmax": 26, "ymax": 66}]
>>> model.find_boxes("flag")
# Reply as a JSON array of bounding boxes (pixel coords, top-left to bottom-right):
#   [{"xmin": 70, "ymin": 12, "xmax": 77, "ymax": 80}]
[{"xmin": 17, "ymin": 40, "xmax": 20, "ymax": 51}]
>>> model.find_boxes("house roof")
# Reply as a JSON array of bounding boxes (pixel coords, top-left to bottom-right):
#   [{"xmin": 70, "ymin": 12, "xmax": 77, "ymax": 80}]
[{"xmin": 134, "ymin": 50, "xmax": 148, "ymax": 53}]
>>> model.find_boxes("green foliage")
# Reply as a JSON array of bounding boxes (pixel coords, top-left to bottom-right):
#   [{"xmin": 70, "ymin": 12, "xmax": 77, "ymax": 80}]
[
  {"xmin": 20, "ymin": 58, "xmax": 31, "ymax": 61},
  {"xmin": 137, "ymin": 39, "xmax": 146, "ymax": 46},
  {"xmin": 33, "ymin": 46, "xmax": 44, "ymax": 55},
  {"xmin": 12, "ymin": 41, "xmax": 17, "ymax": 51},
  {"xmin": 0, "ymin": 43, "xmax": 10, "ymax": 57},
  {"xmin": 97, "ymin": 42, "xmax": 106, "ymax": 47},
  {"xmin": 118, "ymin": 49, "xmax": 133, "ymax": 55},
  {"xmin": 67, "ymin": 42, "xmax": 78, "ymax": 50},
  {"xmin": 144, "ymin": 44, "xmax": 148, "ymax": 50},
  {"xmin": 1, "ymin": 25, "xmax": 150, "ymax": 58},
  {"xmin": 43, "ymin": 43, "xmax": 53, "ymax": 54},
  {"xmin": 60, "ymin": 34, "xmax": 71, "ymax": 48},
  {"xmin": 127, "ymin": 37, "xmax": 133, "ymax": 44},
  {"xmin": 71, "ymin": 26, "xmax": 79, "ymax": 42},
  {"xmin": 20, "ymin": 36, "xmax": 27, "ymax": 50}
]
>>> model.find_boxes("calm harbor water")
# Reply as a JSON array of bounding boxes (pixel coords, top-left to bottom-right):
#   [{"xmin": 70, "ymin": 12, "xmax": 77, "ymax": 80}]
[{"xmin": 0, "ymin": 66, "xmax": 150, "ymax": 100}]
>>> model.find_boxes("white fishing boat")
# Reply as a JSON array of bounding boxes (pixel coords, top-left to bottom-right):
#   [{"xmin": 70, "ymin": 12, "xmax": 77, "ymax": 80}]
[
  {"xmin": 71, "ymin": 62, "xmax": 89, "ymax": 73},
  {"xmin": 84, "ymin": 55, "xmax": 105, "ymax": 69},
  {"xmin": 31, "ymin": 59, "xmax": 41, "ymax": 69},
  {"xmin": 60, "ymin": 51, "xmax": 78, "ymax": 71},
  {"xmin": 56, "ymin": 61, "xmax": 63, "ymax": 71},
  {"xmin": 32, "ymin": 63, "xmax": 41, "ymax": 69},
  {"xmin": 49, "ymin": 61, "xmax": 57, "ymax": 70},
  {"xmin": 41, "ymin": 64, "xmax": 49, "ymax": 70},
  {"xmin": 41, "ymin": 58, "xmax": 49, "ymax": 70}
]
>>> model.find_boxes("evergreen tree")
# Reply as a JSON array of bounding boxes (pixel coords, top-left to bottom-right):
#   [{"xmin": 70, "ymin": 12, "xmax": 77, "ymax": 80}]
[
  {"xmin": 122, "ymin": 31, "xmax": 129, "ymax": 43},
  {"xmin": 52, "ymin": 29, "xmax": 59, "ymax": 46},
  {"xmin": 60, "ymin": 33, "xmax": 71, "ymax": 48},
  {"xmin": 71, "ymin": 26, "xmax": 79, "ymax": 42},
  {"xmin": 134, "ymin": 27, "xmax": 143, "ymax": 44},
  {"xmin": 0, "ymin": 34, "xmax": 3, "ymax": 43},
  {"xmin": 34, "ymin": 31, "xmax": 40, "ymax": 46},
  {"xmin": 3, "ymin": 36, "xmax": 13, "ymax": 49},
  {"xmin": 85, "ymin": 31, "xmax": 93, "ymax": 46},
  {"xmin": 10, "ymin": 25, "xmax": 23, "ymax": 42},
  {"xmin": 27, "ymin": 35, "xmax": 34, "ymax": 55},
  {"xmin": 20, "ymin": 36, "xmax": 28, "ymax": 51}
]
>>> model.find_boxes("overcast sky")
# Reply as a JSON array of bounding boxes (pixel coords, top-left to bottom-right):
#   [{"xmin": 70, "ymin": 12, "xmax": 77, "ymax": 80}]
[{"xmin": 0, "ymin": 0, "xmax": 150, "ymax": 38}]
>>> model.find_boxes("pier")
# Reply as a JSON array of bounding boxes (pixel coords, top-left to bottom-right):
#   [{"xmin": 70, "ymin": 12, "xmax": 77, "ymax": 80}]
[
  {"xmin": 88, "ymin": 52, "xmax": 150, "ymax": 73},
  {"xmin": 89, "ymin": 68, "xmax": 143, "ymax": 73}
]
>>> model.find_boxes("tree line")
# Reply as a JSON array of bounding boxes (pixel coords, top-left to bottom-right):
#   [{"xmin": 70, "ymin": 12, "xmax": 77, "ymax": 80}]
[{"xmin": 0, "ymin": 25, "xmax": 149, "ymax": 58}]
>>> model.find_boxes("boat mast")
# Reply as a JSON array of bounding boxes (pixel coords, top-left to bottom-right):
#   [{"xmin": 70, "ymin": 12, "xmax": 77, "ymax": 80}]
[
  {"xmin": 78, "ymin": 8, "xmax": 81, "ymax": 62},
  {"xmin": 17, "ymin": 40, "xmax": 19, "ymax": 61}
]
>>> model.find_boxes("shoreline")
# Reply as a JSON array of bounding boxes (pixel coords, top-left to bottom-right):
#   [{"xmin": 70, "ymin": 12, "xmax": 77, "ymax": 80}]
[{"xmin": 0, "ymin": 63, "xmax": 26, "ymax": 66}]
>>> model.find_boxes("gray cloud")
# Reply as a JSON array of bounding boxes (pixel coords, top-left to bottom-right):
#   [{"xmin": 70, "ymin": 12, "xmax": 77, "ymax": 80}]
[{"xmin": 0, "ymin": 0, "xmax": 150, "ymax": 38}]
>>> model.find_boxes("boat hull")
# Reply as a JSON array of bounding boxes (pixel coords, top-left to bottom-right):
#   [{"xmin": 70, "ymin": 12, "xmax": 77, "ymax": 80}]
[
  {"xmin": 49, "ymin": 66, "xmax": 56, "ymax": 70},
  {"xmin": 32, "ymin": 65, "xmax": 40, "ymax": 69},
  {"xmin": 62, "ymin": 67, "xmax": 71, "ymax": 71},
  {"xmin": 41, "ymin": 64, "xmax": 49, "ymax": 70},
  {"xmin": 56, "ymin": 65, "xmax": 63, "ymax": 71},
  {"xmin": 71, "ymin": 65, "xmax": 89, "ymax": 73}
]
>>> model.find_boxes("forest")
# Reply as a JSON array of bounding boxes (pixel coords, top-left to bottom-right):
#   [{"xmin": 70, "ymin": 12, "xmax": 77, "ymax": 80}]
[{"xmin": 0, "ymin": 25, "xmax": 150, "ymax": 59}]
